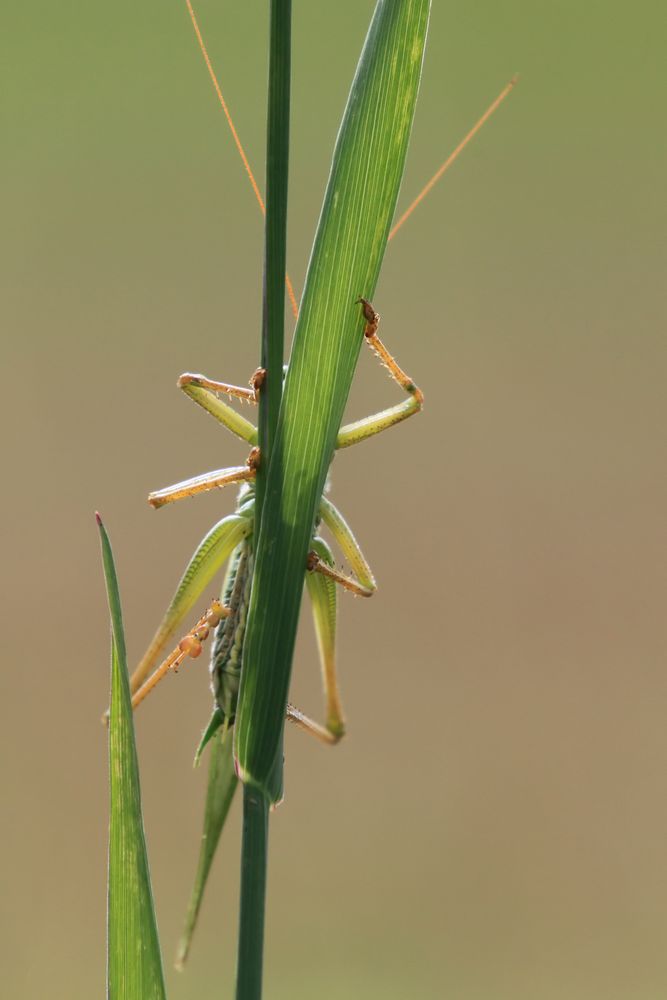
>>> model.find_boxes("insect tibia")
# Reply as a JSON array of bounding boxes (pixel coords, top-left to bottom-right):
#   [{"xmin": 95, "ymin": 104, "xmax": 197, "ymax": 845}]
[
  {"xmin": 130, "ymin": 600, "xmax": 229, "ymax": 712},
  {"xmin": 178, "ymin": 372, "xmax": 259, "ymax": 404},
  {"xmin": 357, "ymin": 296, "xmax": 424, "ymax": 408},
  {"xmin": 307, "ymin": 549, "xmax": 375, "ymax": 598},
  {"xmin": 286, "ymin": 704, "xmax": 345, "ymax": 745}
]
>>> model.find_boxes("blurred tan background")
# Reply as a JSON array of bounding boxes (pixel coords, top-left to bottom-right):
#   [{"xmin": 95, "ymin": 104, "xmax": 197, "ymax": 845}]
[{"xmin": 2, "ymin": 1, "xmax": 665, "ymax": 997}]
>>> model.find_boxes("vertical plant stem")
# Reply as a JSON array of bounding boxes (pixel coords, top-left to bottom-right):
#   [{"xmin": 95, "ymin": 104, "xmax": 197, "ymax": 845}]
[
  {"xmin": 256, "ymin": 0, "xmax": 291, "ymax": 512},
  {"xmin": 236, "ymin": 787, "xmax": 269, "ymax": 1000},
  {"xmin": 236, "ymin": 1, "xmax": 291, "ymax": 998}
]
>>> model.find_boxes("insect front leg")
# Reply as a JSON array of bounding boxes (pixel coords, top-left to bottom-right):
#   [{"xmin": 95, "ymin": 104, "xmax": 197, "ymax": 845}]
[
  {"xmin": 178, "ymin": 370, "xmax": 264, "ymax": 444},
  {"xmin": 335, "ymin": 297, "xmax": 423, "ymax": 449}
]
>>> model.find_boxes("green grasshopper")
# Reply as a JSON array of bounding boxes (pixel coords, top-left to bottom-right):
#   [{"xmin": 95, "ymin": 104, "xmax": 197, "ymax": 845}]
[
  {"xmin": 126, "ymin": 298, "xmax": 423, "ymax": 967},
  {"xmin": 129, "ymin": 295, "xmax": 423, "ymax": 749}
]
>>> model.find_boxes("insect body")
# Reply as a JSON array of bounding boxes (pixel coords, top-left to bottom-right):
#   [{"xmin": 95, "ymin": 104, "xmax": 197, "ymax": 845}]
[
  {"xmin": 209, "ymin": 535, "xmax": 252, "ymax": 727},
  {"xmin": 129, "ymin": 298, "xmax": 421, "ymax": 747}
]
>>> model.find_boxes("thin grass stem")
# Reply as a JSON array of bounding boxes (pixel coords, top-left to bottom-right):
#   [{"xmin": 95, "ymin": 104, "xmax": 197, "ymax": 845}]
[
  {"xmin": 236, "ymin": 787, "xmax": 270, "ymax": 1000},
  {"xmin": 235, "ymin": 1, "xmax": 291, "ymax": 997}
]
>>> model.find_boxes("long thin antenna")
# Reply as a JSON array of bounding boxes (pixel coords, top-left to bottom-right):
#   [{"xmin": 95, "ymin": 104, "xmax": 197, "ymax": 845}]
[
  {"xmin": 388, "ymin": 75, "xmax": 518, "ymax": 242},
  {"xmin": 186, "ymin": 0, "xmax": 300, "ymax": 320},
  {"xmin": 188, "ymin": 0, "xmax": 517, "ymax": 311}
]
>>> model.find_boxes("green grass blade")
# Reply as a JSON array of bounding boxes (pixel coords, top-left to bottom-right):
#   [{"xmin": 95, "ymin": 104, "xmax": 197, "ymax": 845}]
[
  {"xmin": 193, "ymin": 708, "xmax": 224, "ymax": 766},
  {"xmin": 175, "ymin": 732, "xmax": 239, "ymax": 970},
  {"xmin": 236, "ymin": 0, "xmax": 431, "ymax": 794},
  {"xmin": 97, "ymin": 514, "xmax": 167, "ymax": 1000}
]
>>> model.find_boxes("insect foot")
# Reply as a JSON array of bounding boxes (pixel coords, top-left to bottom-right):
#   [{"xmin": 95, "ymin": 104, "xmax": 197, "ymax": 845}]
[
  {"xmin": 306, "ymin": 550, "xmax": 320, "ymax": 573},
  {"xmin": 356, "ymin": 296, "xmax": 380, "ymax": 336},
  {"xmin": 250, "ymin": 367, "xmax": 267, "ymax": 397}
]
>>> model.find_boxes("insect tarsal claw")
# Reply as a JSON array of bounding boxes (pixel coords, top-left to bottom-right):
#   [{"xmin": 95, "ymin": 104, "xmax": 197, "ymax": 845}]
[
  {"xmin": 306, "ymin": 550, "xmax": 320, "ymax": 572},
  {"xmin": 250, "ymin": 367, "xmax": 267, "ymax": 394},
  {"xmin": 355, "ymin": 296, "xmax": 377, "ymax": 325}
]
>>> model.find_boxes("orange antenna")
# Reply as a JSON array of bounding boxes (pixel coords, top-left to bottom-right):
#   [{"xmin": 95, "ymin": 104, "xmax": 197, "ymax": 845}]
[
  {"xmin": 388, "ymin": 75, "xmax": 518, "ymax": 242},
  {"xmin": 186, "ymin": 0, "xmax": 299, "ymax": 320}
]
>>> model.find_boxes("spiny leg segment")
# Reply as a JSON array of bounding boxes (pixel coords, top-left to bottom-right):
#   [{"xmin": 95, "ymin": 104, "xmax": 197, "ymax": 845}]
[
  {"xmin": 286, "ymin": 704, "xmax": 342, "ymax": 745},
  {"xmin": 336, "ymin": 298, "xmax": 424, "ymax": 449},
  {"xmin": 148, "ymin": 448, "xmax": 259, "ymax": 509},
  {"xmin": 177, "ymin": 375, "xmax": 259, "ymax": 444},
  {"xmin": 179, "ymin": 367, "xmax": 265, "ymax": 406},
  {"xmin": 131, "ymin": 600, "xmax": 229, "ymax": 710}
]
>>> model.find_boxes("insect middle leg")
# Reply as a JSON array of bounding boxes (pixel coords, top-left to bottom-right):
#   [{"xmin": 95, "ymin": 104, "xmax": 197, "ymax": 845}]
[
  {"xmin": 148, "ymin": 448, "xmax": 260, "ymax": 509},
  {"xmin": 307, "ymin": 496, "xmax": 377, "ymax": 598},
  {"xmin": 286, "ymin": 703, "xmax": 343, "ymax": 745}
]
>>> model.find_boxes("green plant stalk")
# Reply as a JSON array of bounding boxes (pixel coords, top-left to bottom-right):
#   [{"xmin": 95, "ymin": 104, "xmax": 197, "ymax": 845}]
[
  {"xmin": 236, "ymin": 1, "xmax": 291, "ymax": 998},
  {"xmin": 257, "ymin": 0, "xmax": 291, "ymax": 507},
  {"xmin": 236, "ymin": 786, "xmax": 270, "ymax": 1000}
]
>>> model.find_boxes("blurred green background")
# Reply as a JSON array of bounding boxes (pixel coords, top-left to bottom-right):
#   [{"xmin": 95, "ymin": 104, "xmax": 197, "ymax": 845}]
[{"xmin": 2, "ymin": 1, "xmax": 665, "ymax": 997}]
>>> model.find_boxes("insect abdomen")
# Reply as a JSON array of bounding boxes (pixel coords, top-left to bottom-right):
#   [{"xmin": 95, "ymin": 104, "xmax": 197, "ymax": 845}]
[{"xmin": 209, "ymin": 541, "xmax": 253, "ymax": 723}]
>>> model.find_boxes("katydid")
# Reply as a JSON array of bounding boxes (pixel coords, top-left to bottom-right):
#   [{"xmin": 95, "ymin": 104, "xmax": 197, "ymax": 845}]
[
  {"xmin": 129, "ymin": 295, "xmax": 422, "ymax": 749},
  {"xmin": 127, "ymin": 297, "xmax": 422, "ymax": 969}
]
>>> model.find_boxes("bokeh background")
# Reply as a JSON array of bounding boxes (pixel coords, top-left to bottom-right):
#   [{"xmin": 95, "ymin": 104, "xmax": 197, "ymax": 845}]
[{"xmin": 2, "ymin": 1, "xmax": 665, "ymax": 997}]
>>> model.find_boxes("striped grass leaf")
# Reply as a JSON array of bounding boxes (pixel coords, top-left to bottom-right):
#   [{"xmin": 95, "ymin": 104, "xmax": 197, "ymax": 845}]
[
  {"xmin": 236, "ymin": 0, "xmax": 431, "ymax": 796},
  {"xmin": 98, "ymin": 515, "xmax": 167, "ymax": 999}
]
